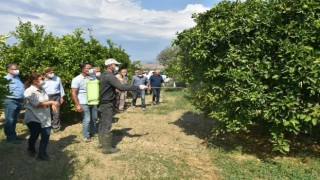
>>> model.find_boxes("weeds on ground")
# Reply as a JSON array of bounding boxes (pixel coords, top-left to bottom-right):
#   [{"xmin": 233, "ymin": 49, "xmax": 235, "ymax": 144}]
[
  {"xmin": 155, "ymin": 90, "xmax": 320, "ymax": 179},
  {"xmin": 144, "ymin": 89, "xmax": 197, "ymax": 115},
  {"xmin": 210, "ymin": 148, "xmax": 320, "ymax": 179},
  {"xmin": 112, "ymin": 149, "xmax": 197, "ymax": 179}
]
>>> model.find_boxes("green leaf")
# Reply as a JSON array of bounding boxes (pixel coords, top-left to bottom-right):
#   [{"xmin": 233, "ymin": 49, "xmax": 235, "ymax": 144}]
[
  {"xmin": 272, "ymin": 75, "xmax": 279, "ymax": 79},
  {"xmin": 283, "ymin": 146, "xmax": 290, "ymax": 152},
  {"xmin": 312, "ymin": 119, "xmax": 317, "ymax": 126},
  {"xmin": 305, "ymin": 116, "xmax": 311, "ymax": 122}
]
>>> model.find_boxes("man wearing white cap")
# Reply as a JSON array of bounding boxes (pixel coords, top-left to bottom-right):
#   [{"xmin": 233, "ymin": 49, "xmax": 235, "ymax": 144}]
[{"xmin": 98, "ymin": 58, "xmax": 147, "ymax": 154}]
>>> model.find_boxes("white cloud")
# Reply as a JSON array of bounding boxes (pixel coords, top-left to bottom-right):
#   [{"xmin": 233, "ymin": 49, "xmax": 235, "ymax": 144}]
[
  {"xmin": 0, "ymin": 0, "xmax": 210, "ymax": 60},
  {"xmin": 179, "ymin": 4, "xmax": 210, "ymax": 14},
  {"xmin": 0, "ymin": 0, "xmax": 209, "ymax": 40}
]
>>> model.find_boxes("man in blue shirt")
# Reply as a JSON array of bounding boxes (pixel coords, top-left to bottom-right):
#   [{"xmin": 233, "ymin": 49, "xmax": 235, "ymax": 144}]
[
  {"xmin": 149, "ymin": 69, "xmax": 164, "ymax": 105},
  {"xmin": 3, "ymin": 63, "xmax": 25, "ymax": 144},
  {"xmin": 43, "ymin": 67, "xmax": 65, "ymax": 133},
  {"xmin": 131, "ymin": 70, "xmax": 150, "ymax": 110}
]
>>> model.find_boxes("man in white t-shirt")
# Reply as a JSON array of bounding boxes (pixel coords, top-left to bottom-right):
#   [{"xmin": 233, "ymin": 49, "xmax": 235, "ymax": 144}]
[{"xmin": 71, "ymin": 63, "xmax": 97, "ymax": 142}]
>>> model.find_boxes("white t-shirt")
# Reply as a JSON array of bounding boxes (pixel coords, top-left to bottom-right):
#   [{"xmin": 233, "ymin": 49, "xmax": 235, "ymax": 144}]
[{"xmin": 71, "ymin": 74, "xmax": 95, "ymax": 104}]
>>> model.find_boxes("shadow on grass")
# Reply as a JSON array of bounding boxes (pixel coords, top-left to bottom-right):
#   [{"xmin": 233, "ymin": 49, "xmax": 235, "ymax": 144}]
[
  {"xmin": 112, "ymin": 128, "xmax": 148, "ymax": 147},
  {"xmin": 171, "ymin": 111, "xmax": 214, "ymax": 140},
  {"xmin": 0, "ymin": 122, "xmax": 30, "ymax": 141},
  {"xmin": 172, "ymin": 111, "xmax": 320, "ymax": 159},
  {"xmin": 59, "ymin": 112, "xmax": 83, "ymax": 131},
  {"xmin": 0, "ymin": 134, "xmax": 78, "ymax": 180}
]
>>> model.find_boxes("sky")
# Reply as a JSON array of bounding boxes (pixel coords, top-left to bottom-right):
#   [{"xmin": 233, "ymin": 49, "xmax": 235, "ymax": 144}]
[{"xmin": 0, "ymin": 0, "xmax": 222, "ymax": 62}]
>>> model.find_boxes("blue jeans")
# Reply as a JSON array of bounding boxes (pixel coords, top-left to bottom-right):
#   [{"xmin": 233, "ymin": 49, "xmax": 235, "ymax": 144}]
[
  {"xmin": 80, "ymin": 104, "xmax": 97, "ymax": 138},
  {"xmin": 26, "ymin": 121, "xmax": 51, "ymax": 154},
  {"xmin": 152, "ymin": 88, "xmax": 161, "ymax": 103},
  {"xmin": 132, "ymin": 90, "xmax": 146, "ymax": 108},
  {"xmin": 3, "ymin": 99, "xmax": 23, "ymax": 140}
]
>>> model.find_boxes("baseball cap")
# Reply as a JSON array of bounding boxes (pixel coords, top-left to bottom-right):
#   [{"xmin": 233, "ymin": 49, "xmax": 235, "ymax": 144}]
[{"xmin": 105, "ymin": 58, "xmax": 121, "ymax": 66}]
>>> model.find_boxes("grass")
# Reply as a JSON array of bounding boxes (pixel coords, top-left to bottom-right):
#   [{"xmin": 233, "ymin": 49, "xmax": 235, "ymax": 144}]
[
  {"xmin": 112, "ymin": 149, "xmax": 196, "ymax": 179},
  {"xmin": 0, "ymin": 123, "xmax": 27, "ymax": 157},
  {"xmin": 0, "ymin": 90, "xmax": 319, "ymax": 179},
  {"xmin": 154, "ymin": 90, "xmax": 320, "ymax": 179},
  {"xmin": 145, "ymin": 89, "xmax": 196, "ymax": 115},
  {"xmin": 210, "ymin": 148, "xmax": 320, "ymax": 179}
]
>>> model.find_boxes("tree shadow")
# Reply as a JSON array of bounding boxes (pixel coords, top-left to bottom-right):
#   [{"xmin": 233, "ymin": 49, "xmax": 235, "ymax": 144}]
[
  {"xmin": 170, "ymin": 111, "xmax": 214, "ymax": 140},
  {"xmin": 172, "ymin": 111, "xmax": 320, "ymax": 159},
  {"xmin": 59, "ymin": 112, "xmax": 83, "ymax": 131},
  {"xmin": 0, "ymin": 134, "xmax": 78, "ymax": 180},
  {"xmin": 0, "ymin": 112, "xmax": 30, "ymax": 141},
  {"xmin": 0, "ymin": 122, "xmax": 30, "ymax": 141},
  {"xmin": 112, "ymin": 128, "xmax": 147, "ymax": 147}
]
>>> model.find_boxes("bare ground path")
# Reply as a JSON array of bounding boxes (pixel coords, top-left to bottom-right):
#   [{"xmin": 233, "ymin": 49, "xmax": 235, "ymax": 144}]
[{"xmin": 0, "ymin": 91, "xmax": 219, "ymax": 179}]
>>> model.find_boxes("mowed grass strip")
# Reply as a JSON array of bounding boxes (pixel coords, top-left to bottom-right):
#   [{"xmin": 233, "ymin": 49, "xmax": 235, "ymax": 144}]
[
  {"xmin": 149, "ymin": 90, "xmax": 320, "ymax": 179},
  {"xmin": 210, "ymin": 148, "xmax": 320, "ymax": 179},
  {"xmin": 1, "ymin": 90, "xmax": 320, "ymax": 179},
  {"xmin": 112, "ymin": 149, "xmax": 196, "ymax": 179}
]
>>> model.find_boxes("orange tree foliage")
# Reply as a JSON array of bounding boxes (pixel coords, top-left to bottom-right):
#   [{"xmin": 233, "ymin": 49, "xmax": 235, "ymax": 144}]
[
  {"xmin": 173, "ymin": 0, "xmax": 320, "ymax": 153},
  {"xmin": 0, "ymin": 20, "xmax": 131, "ymax": 116}
]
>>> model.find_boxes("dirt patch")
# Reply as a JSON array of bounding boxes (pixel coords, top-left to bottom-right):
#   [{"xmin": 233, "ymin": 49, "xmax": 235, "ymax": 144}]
[{"xmin": 0, "ymin": 92, "xmax": 219, "ymax": 179}]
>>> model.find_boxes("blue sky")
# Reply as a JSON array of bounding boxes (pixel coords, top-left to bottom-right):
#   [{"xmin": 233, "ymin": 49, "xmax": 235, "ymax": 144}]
[{"xmin": 0, "ymin": 0, "xmax": 221, "ymax": 62}]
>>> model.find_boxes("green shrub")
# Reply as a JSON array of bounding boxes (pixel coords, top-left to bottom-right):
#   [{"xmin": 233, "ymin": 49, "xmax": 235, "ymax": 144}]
[
  {"xmin": 0, "ymin": 35, "xmax": 11, "ymax": 112},
  {"xmin": 174, "ymin": 0, "xmax": 320, "ymax": 153},
  {"xmin": 0, "ymin": 21, "xmax": 131, "ymax": 116}
]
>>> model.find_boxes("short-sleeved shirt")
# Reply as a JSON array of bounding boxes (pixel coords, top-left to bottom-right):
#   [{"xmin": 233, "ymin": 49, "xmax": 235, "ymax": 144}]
[
  {"xmin": 4, "ymin": 74, "xmax": 25, "ymax": 99},
  {"xmin": 71, "ymin": 74, "xmax": 95, "ymax": 104},
  {"xmin": 131, "ymin": 75, "xmax": 150, "ymax": 86},
  {"xmin": 42, "ymin": 76, "xmax": 65, "ymax": 97},
  {"xmin": 24, "ymin": 85, "xmax": 51, "ymax": 128}
]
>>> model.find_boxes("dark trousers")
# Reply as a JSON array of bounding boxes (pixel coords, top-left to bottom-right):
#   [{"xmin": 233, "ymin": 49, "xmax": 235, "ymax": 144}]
[
  {"xmin": 48, "ymin": 94, "xmax": 61, "ymax": 130},
  {"xmin": 98, "ymin": 102, "xmax": 114, "ymax": 134},
  {"xmin": 152, "ymin": 88, "xmax": 161, "ymax": 103},
  {"xmin": 27, "ymin": 121, "xmax": 51, "ymax": 154}
]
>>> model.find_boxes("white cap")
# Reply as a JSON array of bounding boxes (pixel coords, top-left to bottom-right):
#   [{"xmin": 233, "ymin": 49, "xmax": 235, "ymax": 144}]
[{"xmin": 105, "ymin": 58, "xmax": 121, "ymax": 66}]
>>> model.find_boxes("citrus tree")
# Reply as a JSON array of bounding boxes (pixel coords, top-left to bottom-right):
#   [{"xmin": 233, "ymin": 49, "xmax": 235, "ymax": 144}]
[
  {"xmin": 0, "ymin": 20, "xmax": 132, "ymax": 116},
  {"xmin": 0, "ymin": 35, "xmax": 11, "ymax": 112},
  {"xmin": 173, "ymin": 0, "xmax": 320, "ymax": 153}
]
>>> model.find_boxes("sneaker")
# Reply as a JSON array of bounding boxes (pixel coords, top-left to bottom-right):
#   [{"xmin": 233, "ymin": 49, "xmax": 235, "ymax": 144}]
[
  {"xmin": 153, "ymin": 101, "xmax": 156, "ymax": 105},
  {"xmin": 84, "ymin": 137, "xmax": 91, "ymax": 143},
  {"xmin": 52, "ymin": 127, "xmax": 60, "ymax": 133},
  {"xmin": 142, "ymin": 107, "xmax": 146, "ymax": 111}
]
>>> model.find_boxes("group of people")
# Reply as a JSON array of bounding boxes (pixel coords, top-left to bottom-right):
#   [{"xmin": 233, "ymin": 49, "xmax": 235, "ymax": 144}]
[
  {"xmin": 130, "ymin": 69, "xmax": 164, "ymax": 110},
  {"xmin": 3, "ymin": 64, "xmax": 64, "ymax": 160},
  {"xmin": 2, "ymin": 58, "xmax": 164, "ymax": 161}
]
